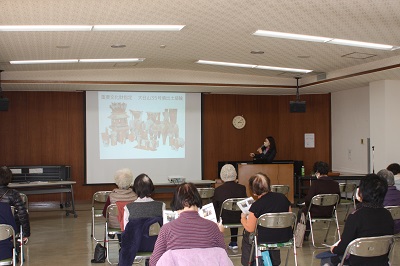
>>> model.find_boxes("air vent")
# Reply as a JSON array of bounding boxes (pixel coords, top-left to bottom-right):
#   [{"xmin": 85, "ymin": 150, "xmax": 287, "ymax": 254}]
[{"xmin": 342, "ymin": 52, "xmax": 376, "ymax": 60}]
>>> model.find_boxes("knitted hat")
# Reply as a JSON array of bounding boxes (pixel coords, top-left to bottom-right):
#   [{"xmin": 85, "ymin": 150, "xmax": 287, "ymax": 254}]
[{"xmin": 220, "ymin": 164, "xmax": 237, "ymax": 182}]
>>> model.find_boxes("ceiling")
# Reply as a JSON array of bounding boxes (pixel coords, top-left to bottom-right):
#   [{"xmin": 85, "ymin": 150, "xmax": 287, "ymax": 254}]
[{"xmin": 1, "ymin": 0, "xmax": 400, "ymax": 95}]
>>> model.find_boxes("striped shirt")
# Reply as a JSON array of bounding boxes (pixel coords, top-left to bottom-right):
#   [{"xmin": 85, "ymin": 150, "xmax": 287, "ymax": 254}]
[{"xmin": 149, "ymin": 210, "xmax": 226, "ymax": 266}]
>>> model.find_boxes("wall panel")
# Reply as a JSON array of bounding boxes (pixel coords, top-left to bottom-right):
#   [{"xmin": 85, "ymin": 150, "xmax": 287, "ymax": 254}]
[{"xmin": 0, "ymin": 91, "xmax": 330, "ymax": 201}]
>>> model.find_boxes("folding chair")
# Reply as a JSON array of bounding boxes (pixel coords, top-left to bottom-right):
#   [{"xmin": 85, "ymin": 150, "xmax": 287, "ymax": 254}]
[
  {"xmin": 0, "ymin": 224, "xmax": 17, "ymax": 266},
  {"xmin": 91, "ymin": 191, "xmax": 111, "ymax": 242},
  {"xmin": 339, "ymin": 235, "xmax": 394, "ymax": 266},
  {"xmin": 271, "ymin": 185, "xmax": 290, "ymax": 196},
  {"xmin": 249, "ymin": 212, "xmax": 298, "ymax": 266},
  {"xmin": 9, "ymin": 206, "xmax": 24, "ymax": 265},
  {"xmin": 219, "ymin": 197, "xmax": 246, "ymax": 257},
  {"xmin": 104, "ymin": 204, "xmax": 123, "ymax": 265},
  {"xmin": 384, "ymin": 205, "xmax": 400, "ymax": 262},
  {"xmin": 307, "ymin": 194, "xmax": 340, "ymax": 248},
  {"xmin": 338, "ymin": 183, "xmax": 357, "ymax": 221},
  {"xmin": 197, "ymin": 188, "xmax": 215, "ymax": 203},
  {"xmin": 385, "ymin": 205, "xmax": 400, "ymax": 226}
]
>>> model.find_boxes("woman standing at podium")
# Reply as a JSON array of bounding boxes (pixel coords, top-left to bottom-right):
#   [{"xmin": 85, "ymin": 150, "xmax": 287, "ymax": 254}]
[{"xmin": 249, "ymin": 136, "xmax": 277, "ymax": 163}]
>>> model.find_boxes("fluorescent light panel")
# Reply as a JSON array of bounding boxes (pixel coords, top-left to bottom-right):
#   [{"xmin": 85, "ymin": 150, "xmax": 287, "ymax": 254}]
[
  {"xmin": 197, "ymin": 60, "xmax": 256, "ymax": 68},
  {"xmin": 253, "ymin": 30, "xmax": 397, "ymax": 51},
  {"xmin": 10, "ymin": 59, "xmax": 79, "ymax": 64},
  {"xmin": 10, "ymin": 58, "xmax": 145, "ymax": 65},
  {"xmin": 0, "ymin": 25, "xmax": 92, "ymax": 31},
  {"xmin": 92, "ymin": 25, "xmax": 185, "ymax": 31},
  {"xmin": 196, "ymin": 60, "xmax": 312, "ymax": 73},
  {"xmin": 253, "ymin": 30, "xmax": 331, "ymax": 43},
  {"xmin": 0, "ymin": 25, "xmax": 184, "ymax": 32},
  {"xmin": 79, "ymin": 58, "xmax": 145, "ymax": 63}
]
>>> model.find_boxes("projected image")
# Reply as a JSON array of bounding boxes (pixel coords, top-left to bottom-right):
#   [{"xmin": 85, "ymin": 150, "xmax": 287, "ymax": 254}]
[{"xmin": 99, "ymin": 92, "xmax": 185, "ymax": 159}]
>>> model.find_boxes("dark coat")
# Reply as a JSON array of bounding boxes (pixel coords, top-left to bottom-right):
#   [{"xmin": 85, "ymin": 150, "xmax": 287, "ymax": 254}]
[
  {"xmin": 0, "ymin": 202, "xmax": 17, "ymax": 260},
  {"xmin": 119, "ymin": 216, "xmax": 163, "ymax": 266},
  {"xmin": 0, "ymin": 186, "xmax": 30, "ymax": 237}
]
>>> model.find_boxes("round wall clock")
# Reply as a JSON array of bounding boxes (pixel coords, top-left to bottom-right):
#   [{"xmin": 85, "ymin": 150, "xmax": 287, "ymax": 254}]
[{"xmin": 232, "ymin": 115, "xmax": 246, "ymax": 129}]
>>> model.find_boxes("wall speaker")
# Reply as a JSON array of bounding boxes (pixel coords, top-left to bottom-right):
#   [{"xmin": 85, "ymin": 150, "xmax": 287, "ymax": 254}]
[
  {"xmin": 290, "ymin": 101, "xmax": 306, "ymax": 113},
  {"xmin": 0, "ymin": 98, "xmax": 9, "ymax": 111}
]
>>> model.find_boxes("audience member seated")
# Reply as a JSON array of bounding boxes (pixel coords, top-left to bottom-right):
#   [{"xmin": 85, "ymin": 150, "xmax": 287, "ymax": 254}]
[
  {"xmin": 0, "ymin": 166, "xmax": 30, "ymax": 242},
  {"xmin": 149, "ymin": 183, "xmax": 225, "ymax": 266},
  {"xmin": 377, "ymin": 169, "xmax": 400, "ymax": 234},
  {"xmin": 241, "ymin": 172, "xmax": 292, "ymax": 266},
  {"xmin": 320, "ymin": 174, "xmax": 394, "ymax": 266},
  {"xmin": 0, "ymin": 202, "xmax": 17, "ymax": 261},
  {"xmin": 102, "ymin": 168, "xmax": 137, "ymax": 241},
  {"xmin": 119, "ymin": 174, "xmax": 165, "ymax": 266},
  {"xmin": 387, "ymin": 163, "xmax": 400, "ymax": 191},
  {"xmin": 213, "ymin": 164, "xmax": 247, "ymax": 250},
  {"xmin": 156, "ymin": 247, "xmax": 233, "ymax": 266},
  {"xmin": 299, "ymin": 161, "xmax": 340, "ymax": 240}
]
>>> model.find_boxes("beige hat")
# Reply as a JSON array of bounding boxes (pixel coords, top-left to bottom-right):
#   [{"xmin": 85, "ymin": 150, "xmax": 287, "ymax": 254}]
[{"xmin": 220, "ymin": 164, "xmax": 237, "ymax": 182}]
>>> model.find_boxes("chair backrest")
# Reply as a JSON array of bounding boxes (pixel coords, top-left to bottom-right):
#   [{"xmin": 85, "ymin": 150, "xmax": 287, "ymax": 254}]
[
  {"xmin": 340, "ymin": 235, "xmax": 394, "ymax": 265},
  {"xmin": 0, "ymin": 224, "xmax": 16, "ymax": 265},
  {"xmin": 148, "ymin": 222, "xmax": 161, "ymax": 237},
  {"xmin": 310, "ymin": 194, "xmax": 339, "ymax": 207},
  {"xmin": 270, "ymin": 185, "xmax": 289, "ymax": 195},
  {"xmin": 339, "ymin": 183, "xmax": 357, "ymax": 194},
  {"xmin": 19, "ymin": 192, "xmax": 28, "ymax": 205},
  {"xmin": 92, "ymin": 191, "xmax": 111, "ymax": 206},
  {"xmin": 106, "ymin": 203, "xmax": 119, "ymax": 219},
  {"xmin": 197, "ymin": 188, "xmax": 215, "ymax": 199},
  {"xmin": 257, "ymin": 212, "xmax": 296, "ymax": 230},
  {"xmin": 385, "ymin": 206, "xmax": 400, "ymax": 220},
  {"xmin": 0, "ymin": 224, "xmax": 15, "ymax": 242},
  {"xmin": 219, "ymin": 197, "xmax": 247, "ymax": 217}
]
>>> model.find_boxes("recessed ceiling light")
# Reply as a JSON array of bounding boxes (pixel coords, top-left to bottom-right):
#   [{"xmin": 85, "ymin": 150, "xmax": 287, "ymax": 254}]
[
  {"xmin": 111, "ymin": 44, "xmax": 126, "ymax": 48},
  {"xmin": 56, "ymin": 45, "xmax": 71, "ymax": 49},
  {"xmin": 160, "ymin": 45, "xmax": 167, "ymax": 49},
  {"xmin": 250, "ymin": 51, "xmax": 264, "ymax": 54}
]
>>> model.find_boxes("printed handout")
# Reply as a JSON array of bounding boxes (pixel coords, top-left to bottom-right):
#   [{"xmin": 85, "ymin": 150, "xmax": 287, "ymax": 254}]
[
  {"xmin": 236, "ymin": 197, "xmax": 255, "ymax": 214},
  {"xmin": 162, "ymin": 203, "xmax": 218, "ymax": 224}
]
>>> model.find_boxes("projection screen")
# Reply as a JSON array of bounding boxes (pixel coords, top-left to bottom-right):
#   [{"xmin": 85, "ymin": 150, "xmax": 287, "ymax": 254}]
[{"xmin": 85, "ymin": 91, "xmax": 202, "ymax": 184}]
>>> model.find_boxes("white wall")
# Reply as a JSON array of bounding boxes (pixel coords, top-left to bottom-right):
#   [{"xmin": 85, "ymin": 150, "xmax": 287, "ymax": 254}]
[
  {"xmin": 370, "ymin": 80, "xmax": 400, "ymax": 172},
  {"xmin": 331, "ymin": 86, "xmax": 370, "ymax": 174}
]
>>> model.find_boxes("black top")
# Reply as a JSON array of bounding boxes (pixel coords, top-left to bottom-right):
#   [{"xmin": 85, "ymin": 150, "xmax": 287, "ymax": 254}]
[
  {"xmin": 213, "ymin": 181, "xmax": 247, "ymax": 223},
  {"xmin": 332, "ymin": 206, "xmax": 394, "ymax": 266},
  {"xmin": 249, "ymin": 192, "xmax": 291, "ymax": 243},
  {"xmin": 253, "ymin": 148, "xmax": 276, "ymax": 163}
]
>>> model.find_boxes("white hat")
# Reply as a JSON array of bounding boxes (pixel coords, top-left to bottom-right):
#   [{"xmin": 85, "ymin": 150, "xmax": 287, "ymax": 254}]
[{"xmin": 220, "ymin": 164, "xmax": 237, "ymax": 182}]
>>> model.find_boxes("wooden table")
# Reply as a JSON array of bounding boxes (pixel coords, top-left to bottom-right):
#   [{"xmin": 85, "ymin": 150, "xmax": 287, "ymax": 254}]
[{"xmin": 9, "ymin": 181, "xmax": 77, "ymax": 217}]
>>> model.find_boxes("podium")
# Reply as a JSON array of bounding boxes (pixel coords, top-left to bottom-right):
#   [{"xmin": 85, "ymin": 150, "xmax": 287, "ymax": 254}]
[{"xmin": 238, "ymin": 163, "xmax": 294, "ymax": 203}]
